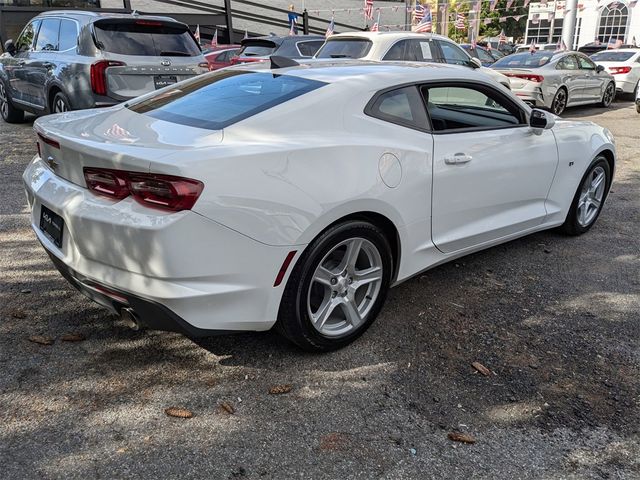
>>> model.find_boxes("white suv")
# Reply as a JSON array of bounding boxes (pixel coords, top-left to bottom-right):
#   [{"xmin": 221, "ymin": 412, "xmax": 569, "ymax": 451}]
[{"xmin": 315, "ymin": 31, "xmax": 510, "ymax": 89}]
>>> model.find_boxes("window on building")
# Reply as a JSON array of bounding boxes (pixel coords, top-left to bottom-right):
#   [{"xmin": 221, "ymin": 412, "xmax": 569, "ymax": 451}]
[{"xmin": 597, "ymin": 3, "xmax": 629, "ymax": 44}]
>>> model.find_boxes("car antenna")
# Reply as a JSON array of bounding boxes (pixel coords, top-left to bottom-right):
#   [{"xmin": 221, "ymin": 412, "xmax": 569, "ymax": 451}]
[{"xmin": 270, "ymin": 56, "xmax": 299, "ymax": 69}]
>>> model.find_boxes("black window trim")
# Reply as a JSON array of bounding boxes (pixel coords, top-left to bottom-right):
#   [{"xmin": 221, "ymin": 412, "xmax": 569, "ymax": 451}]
[
  {"xmin": 364, "ymin": 84, "xmax": 432, "ymax": 133},
  {"xmin": 365, "ymin": 80, "xmax": 529, "ymax": 135}
]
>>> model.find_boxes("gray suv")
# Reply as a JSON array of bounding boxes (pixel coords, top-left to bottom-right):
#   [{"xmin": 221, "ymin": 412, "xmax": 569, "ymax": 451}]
[{"xmin": 0, "ymin": 11, "xmax": 208, "ymax": 123}]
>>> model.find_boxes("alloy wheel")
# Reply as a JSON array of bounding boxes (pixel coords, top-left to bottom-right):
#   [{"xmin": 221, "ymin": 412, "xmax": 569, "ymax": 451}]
[
  {"xmin": 602, "ymin": 83, "xmax": 614, "ymax": 107},
  {"xmin": 307, "ymin": 237, "xmax": 383, "ymax": 338},
  {"xmin": 54, "ymin": 96, "xmax": 68, "ymax": 113},
  {"xmin": 577, "ymin": 165, "xmax": 606, "ymax": 227},
  {"xmin": 552, "ymin": 89, "xmax": 566, "ymax": 115},
  {"xmin": 0, "ymin": 84, "xmax": 8, "ymax": 120}
]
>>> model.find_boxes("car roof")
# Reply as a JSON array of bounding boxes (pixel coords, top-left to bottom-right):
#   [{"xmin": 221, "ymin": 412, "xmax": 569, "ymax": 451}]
[
  {"xmin": 328, "ymin": 31, "xmax": 450, "ymax": 42},
  {"xmin": 35, "ymin": 10, "xmax": 181, "ymax": 23},
  {"xmin": 234, "ymin": 59, "xmax": 497, "ymax": 88}
]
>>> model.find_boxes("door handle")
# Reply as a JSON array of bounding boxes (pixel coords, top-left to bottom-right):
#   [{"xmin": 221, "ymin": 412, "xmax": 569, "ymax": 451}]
[{"xmin": 444, "ymin": 153, "xmax": 473, "ymax": 165}]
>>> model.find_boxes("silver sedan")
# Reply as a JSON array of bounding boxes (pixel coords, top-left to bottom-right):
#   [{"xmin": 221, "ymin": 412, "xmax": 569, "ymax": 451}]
[{"xmin": 492, "ymin": 51, "xmax": 615, "ymax": 115}]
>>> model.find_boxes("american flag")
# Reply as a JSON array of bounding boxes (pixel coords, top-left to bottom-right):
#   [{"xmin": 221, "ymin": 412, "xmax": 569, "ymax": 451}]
[
  {"xmin": 607, "ymin": 38, "xmax": 623, "ymax": 49},
  {"xmin": 210, "ymin": 29, "xmax": 218, "ymax": 48},
  {"xmin": 414, "ymin": 2, "xmax": 425, "ymax": 22},
  {"xmin": 326, "ymin": 17, "xmax": 335, "ymax": 37},
  {"xmin": 556, "ymin": 38, "xmax": 567, "ymax": 51},
  {"xmin": 498, "ymin": 29, "xmax": 506, "ymax": 44},
  {"xmin": 413, "ymin": 6, "xmax": 432, "ymax": 33},
  {"xmin": 486, "ymin": 41, "xmax": 492, "ymax": 51},
  {"xmin": 454, "ymin": 12, "xmax": 465, "ymax": 30},
  {"xmin": 470, "ymin": 30, "xmax": 477, "ymax": 49},
  {"xmin": 529, "ymin": 41, "xmax": 537, "ymax": 53},
  {"xmin": 364, "ymin": 0, "xmax": 374, "ymax": 20},
  {"xmin": 194, "ymin": 24, "xmax": 200, "ymax": 42}
]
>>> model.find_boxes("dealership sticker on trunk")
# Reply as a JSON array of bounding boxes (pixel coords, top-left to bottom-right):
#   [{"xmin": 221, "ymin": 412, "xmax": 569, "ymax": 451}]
[
  {"xmin": 39, "ymin": 205, "xmax": 64, "ymax": 248},
  {"xmin": 154, "ymin": 75, "xmax": 178, "ymax": 89}
]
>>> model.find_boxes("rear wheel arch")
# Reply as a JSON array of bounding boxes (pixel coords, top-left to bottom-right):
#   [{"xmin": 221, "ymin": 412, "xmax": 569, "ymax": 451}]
[
  {"xmin": 47, "ymin": 84, "xmax": 71, "ymax": 113},
  {"xmin": 293, "ymin": 211, "xmax": 401, "ymax": 285}
]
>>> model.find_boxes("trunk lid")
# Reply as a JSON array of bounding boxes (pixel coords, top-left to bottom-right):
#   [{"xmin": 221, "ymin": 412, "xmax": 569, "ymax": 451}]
[
  {"xmin": 92, "ymin": 17, "xmax": 208, "ymax": 99},
  {"xmin": 34, "ymin": 106, "xmax": 222, "ymax": 188}
]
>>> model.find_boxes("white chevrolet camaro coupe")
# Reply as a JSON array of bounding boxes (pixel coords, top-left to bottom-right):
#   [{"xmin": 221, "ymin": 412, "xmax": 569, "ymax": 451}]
[{"xmin": 24, "ymin": 60, "xmax": 616, "ymax": 351}]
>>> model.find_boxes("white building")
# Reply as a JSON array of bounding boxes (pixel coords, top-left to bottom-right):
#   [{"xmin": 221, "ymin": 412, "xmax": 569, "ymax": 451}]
[{"xmin": 524, "ymin": 0, "xmax": 640, "ymax": 48}]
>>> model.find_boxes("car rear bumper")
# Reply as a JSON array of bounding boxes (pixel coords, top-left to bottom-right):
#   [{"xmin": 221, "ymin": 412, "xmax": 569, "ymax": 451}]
[
  {"xmin": 23, "ymin": 156, "xmax": 299, "ymax": 334},
  {"xmin": 613, "ymin": 76, "xmax": 637, "ymax": 94}
]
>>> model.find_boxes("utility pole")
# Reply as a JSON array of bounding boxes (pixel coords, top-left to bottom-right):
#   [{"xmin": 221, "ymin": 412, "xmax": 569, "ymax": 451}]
[
  {"xmin": 561, "ymin": 0, "xmax": 578, "ymax": 49},
  {"xmin": 437, "ymin": 0, "xmax": 449, "ymax": 36},
  {"xmin": 405, "ymin": 0, "xmax": 411, "ymax": 31},
  {"xmin": 224, "ymin": 0, "xmax": 234, "ymax": 43}
]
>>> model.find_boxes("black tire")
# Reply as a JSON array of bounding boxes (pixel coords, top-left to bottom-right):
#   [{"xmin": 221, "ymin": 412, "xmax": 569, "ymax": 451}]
[
  {"xmin": 550, "ymin": 87, "xmax": 567, "ymax": 116},
  {"xmin": 559, "ymin": 156, "xmax": 611, "ymax": 236},
  {"xmin": 599, "ymin": 82, "xmax": 615, "ymax": 107},
  {"xmin": 276, "ymin": 220, "xmax": 393, "ymax": 352},
  {"xmin": 636, "ymin": 102, "xmax": 640, "ymax": 114},
  {"xmin": 51, "ymin": 91, "xmax": 71, "ymax": 114},
  {"xmin": 0, "ymin": 81, "xmax": 25, "ymax": 123}
]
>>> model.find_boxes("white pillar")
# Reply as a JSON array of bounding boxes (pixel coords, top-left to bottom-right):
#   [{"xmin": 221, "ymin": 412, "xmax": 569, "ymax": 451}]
[{"xmin": 562, "ymin": 0, "xmax": 579, "ymax": 49}]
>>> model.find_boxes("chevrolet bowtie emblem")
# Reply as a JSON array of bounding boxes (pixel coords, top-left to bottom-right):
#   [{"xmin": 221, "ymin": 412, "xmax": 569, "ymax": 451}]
[{"xmin": 46, "ymin": 156, "xmax": 59, "ymax": 170}]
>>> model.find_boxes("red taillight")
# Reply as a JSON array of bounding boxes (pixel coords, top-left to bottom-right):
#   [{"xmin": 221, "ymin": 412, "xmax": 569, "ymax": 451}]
[
  {"xmin": 37, "ymin": 132, "xmax": 60, "ymax": 149},
  {"xmin": 83, "ymin": 168, "xmax": 204, "ymax": 212},
  {"xmin": 505, "ymin": 73, "xmax": 545, "ymax": 83},
  {"xmin": 90, "ymin": 60, "xmax": 126, "ymax": 96},
  {"xmin": 127, "ymin": 173, "xmax": 204, "ymax": 211},
  {"xmin": 608, "ymin": 66, "xmax": 631, "ymax": 74},
  {"xmin": 84, "ymin": 168, "xmax": 130, "ymax": 199}
]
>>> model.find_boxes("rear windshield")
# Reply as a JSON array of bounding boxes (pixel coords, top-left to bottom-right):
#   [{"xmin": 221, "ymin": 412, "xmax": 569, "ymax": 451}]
[
  {"xmin": 590, "ymin": 51, "xmax": 635, "ymax": 61},
  {"xmin": 315, "ymin": 39, "xmax": 372, "ymax": 59},
  {"xmin": 127, "ymin": 71, "xmax": 326, "ymax": 130},
  {"xmin": 93, "ymin": 20, "xmax": 201, "ymax": 57},
  {"xmin": 239, "ymin": 41, "xmax": 277, "ymax": 57},
  {"xmin": 492, "ymin": 52, "xmax": 554, "ymax": 68}
]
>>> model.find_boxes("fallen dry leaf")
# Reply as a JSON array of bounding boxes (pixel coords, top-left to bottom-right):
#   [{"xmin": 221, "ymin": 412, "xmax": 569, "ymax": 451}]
[
  {"xmin": 60, "ymin": 333, "xmax": 86, "ymax": 342},
  {"xmin": 269, "ymin": 384, "xmax": 293, "ymax": 395},
  {"xmin": 471, "ymin": 361, "xmax": 492, "ymax": 376},
  {"xmin": 164, "ymin": 407, "xmax": 193, "ymax": 419},
  {"xmin": 28, "ymin": 335, "xmax": 53, "ymax": 346},
  {"xmin": 10, "ymin": 310, "xmax": 27, "ymax": 319},
  {"xmin": 448, "ymin": 432, "xmax": 476, "ymax": 444},
  {"xmin": 319, "ymin": 432, "xmax": 350, "ymax": 452},
  {"xmin": 218, "ymin": 401, "xmax": 235, "ymax": 415},
  {"xmin": 116, "ymin": 447, "xmax": 128, "ymax": 453}
]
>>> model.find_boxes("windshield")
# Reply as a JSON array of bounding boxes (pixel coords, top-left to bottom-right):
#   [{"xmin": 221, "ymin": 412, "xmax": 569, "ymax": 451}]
[
  {"xmin": 315, "ymin": 39, "xmax": 372, "ymax": 59},
  {"xmin": 590, "ymin": 51, "xmax": 636, "ymax": 61},
  {"xmin": 492, "ymin": 52, "xmax": 554, "ymax": 68},
  {"xmin": 127, "ymin": 71, "xmax": 326, "ymax": 130},
  {"xmin": 239, "ymin": 41, "xmax": 277, "ymax": 57},
  {"xmin": 94, "ymin": 20, "xmax": 200, "ymax": 56}
]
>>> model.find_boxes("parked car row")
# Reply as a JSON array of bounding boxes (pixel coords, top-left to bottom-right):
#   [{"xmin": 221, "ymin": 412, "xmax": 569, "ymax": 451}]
[{"xmin": 0, "ymin": 10, "xmax": 634, "ymax": 124}]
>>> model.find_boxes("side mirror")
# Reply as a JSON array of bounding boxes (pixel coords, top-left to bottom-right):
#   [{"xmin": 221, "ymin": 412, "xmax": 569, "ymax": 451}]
[
  {"xmin": 469, "ymin": 57, "xmax": 482, "ymax": 69},
  {"xmin": 596, "ymin": 64, "xmax": 605, "ymax": 73},
  {"xmin": 4, "ymin": 39, "xmax": 16, "ymax": 56},
  {"xmin": 530, "ymin": 108, "xmax": 555, "ymax": 133}
]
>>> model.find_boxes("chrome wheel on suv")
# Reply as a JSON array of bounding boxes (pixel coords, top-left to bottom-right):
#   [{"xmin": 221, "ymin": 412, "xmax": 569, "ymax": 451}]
[{"xmin": 0, "ymin": 82, "xmax": 24, "ymax": 123}]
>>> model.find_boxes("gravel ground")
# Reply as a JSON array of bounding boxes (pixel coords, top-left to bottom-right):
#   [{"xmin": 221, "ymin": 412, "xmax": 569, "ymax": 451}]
[{"xmin": 1, "ymin": 100, "xmax": 639, "ymax": 479}]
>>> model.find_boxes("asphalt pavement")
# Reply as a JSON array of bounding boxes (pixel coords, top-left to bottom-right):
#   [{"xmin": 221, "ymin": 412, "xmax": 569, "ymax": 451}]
[{"xmin": 1, "ymin": 100, "xmax": 639, "ymax": 479}]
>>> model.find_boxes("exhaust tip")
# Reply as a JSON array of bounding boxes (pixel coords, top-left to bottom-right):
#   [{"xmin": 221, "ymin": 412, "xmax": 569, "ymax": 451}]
[{"xmin": 120, "ymin": 308, "xmax": 141, "ymax": 331}]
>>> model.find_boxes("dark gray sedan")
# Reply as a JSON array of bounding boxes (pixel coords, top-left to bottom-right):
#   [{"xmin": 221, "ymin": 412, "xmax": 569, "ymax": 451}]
[
  {"xmin": 0, "ymin": 11, "xmax": 208, "ymax": 122},
  {"xmin": 492, "ymin": 51, "xmax": 615, "ymax": 115}
]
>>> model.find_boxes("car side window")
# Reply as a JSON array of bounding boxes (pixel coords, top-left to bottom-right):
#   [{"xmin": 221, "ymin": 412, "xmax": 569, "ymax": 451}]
[
  {"xmin": 58, "ymin": 19, "xmax": 78, "ymax": 51},
  {"xmin": 557, "ymin": 55, "xmax": 578, "ymax": 70},
  {"xmin": 383, "ymin": 40, "xmax": 417, "ymax": 61},
  {"xmin": 422, "ymin": 85, "xmax": 524, "ymax": 132},
  {"xmin": 475, "ymin": 47, "xmax": 494, "ymax": 63},
  {"xmin": 16, "ymin": 20, "xmax": 40, "ymax": 53},
  {"xmin": 216, "ymin": 50, "xmax": 229, "ymax": 62},
  {"xmin": 577, "ymin": 56, "xmax": 596, "ymax": 70},
  {"xmin": 296, "ymin": 40, "xmax": 323, "ymax": 57},
  {"xmin": 436, "ymin": 40, "xmax": 470, "ymax": 66},
  {"xmin": 35, "ymin": 19, "xmax": 60, "ymax": 52},
  {"xmin": 366, "ymin": 86, "xmax": 429, "ymax": 130}
]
